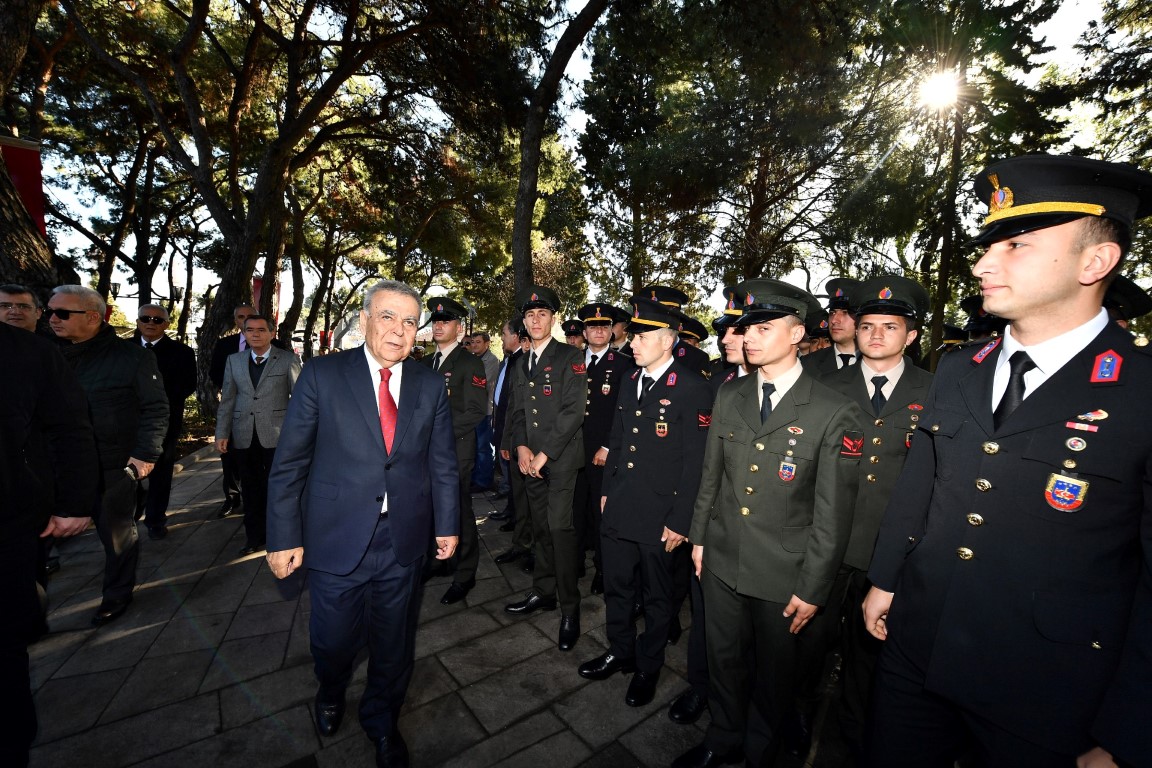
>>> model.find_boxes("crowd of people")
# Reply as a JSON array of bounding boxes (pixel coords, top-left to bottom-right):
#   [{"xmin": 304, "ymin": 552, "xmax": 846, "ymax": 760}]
[{"xmin": 3, "ymin": 152, "xmax": 1151, "ymax": 768}]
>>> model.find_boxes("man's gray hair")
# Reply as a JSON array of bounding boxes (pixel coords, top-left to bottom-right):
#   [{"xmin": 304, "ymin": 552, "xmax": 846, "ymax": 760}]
[
  {"xmin": 363, "ymin": 280, "xmax": 420, "ymax": 313},
  {"xmin": 53, "ymin": 285, "xmax": 106, "ymax": 316},
  {"xmin": 139, "ymin": 303, "xmax": 169, "ymax": 321}
]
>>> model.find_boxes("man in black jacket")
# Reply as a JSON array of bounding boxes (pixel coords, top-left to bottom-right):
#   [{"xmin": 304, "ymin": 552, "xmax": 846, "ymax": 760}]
[
  {"xmin": 49, "ymin": 285, "xmax": 168, "ymax": 626},
  {"xmin": 0, "ymin": 322, "xmax": 98, "ymax": 768},
  {"xmin": 133, "ymin": 304, "xmax": 197, "ymax": 539}
]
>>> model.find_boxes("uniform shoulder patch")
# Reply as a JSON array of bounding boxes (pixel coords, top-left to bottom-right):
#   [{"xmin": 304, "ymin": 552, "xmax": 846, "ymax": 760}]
[
  {"xmin": 971, "ymin": 337, "xmax": 1001, "ymax": 364},
  {"xmin": 697, "ymin": 410, "xmax": 712, "ymax": 429},
  {"xmin": 723, "ymin": 369, "xmax": 737, "ymax": 383},
  {"xmin": 840, "ymin": 431, "xmax": 864, "ymax": 458},
  {"xmin": 572, "ymin": 362, "xmax": 587, "ymax": 374}
]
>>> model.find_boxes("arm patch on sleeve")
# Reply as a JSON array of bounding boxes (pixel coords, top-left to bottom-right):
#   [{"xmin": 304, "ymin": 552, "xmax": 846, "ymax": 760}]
[
  {"xmin": 472, "ymin": 375, "xmax": 487, "ymax": 388},
  {"xmin": 697, "ymin": 410, "xmax": 712, "ymax": 430},
  {"xmin": 841, "ymin": 431, "xmax": 864, "ymax": 458}
]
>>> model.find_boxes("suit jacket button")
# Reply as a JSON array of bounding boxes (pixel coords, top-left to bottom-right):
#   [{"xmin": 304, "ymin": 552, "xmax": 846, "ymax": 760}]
[
  {"xmin": 740, "ymin": 507, "xmax": 750, "ymax": 516},
  {"xmin": 745, "ymin": 487, "xmax": 754, "ymax": 495},
  {"xmin": 376, "ymin": 496, "xmax": 384, "ymax": 503},
  {"xmin": 931, "ymin": 424, "xmax": 940, "ymax": 432},
  {"xmin": 874, "ymin": 418, "xmax": 884, "ymax": 427},
  {"xmin": 532, "ymin": 409, "xmax": 538, "ymax": 414},
  {"xmin": 957, "ymin": 547, "xmax": 974, "ymax": 560},
  {"xmin": 967, "ymin": 513, "xmax": 984, "ymax": 526},
  {"xmin": 529, "ymin": 382, "xmax": 535, "ymax": 387},
  {"xmin": 629, "ymin": 445, "xmax": 636, "ymax": 452},
  {"xmin": 983, "ymin": 441, "xmax": 1000, "ymax": 455},
  {"xmin": 975, "ymin": 478, "xmax": 992, "ymax": 492},
  {"xmin": 728, "ymin": 432, "xmax": 735, "ymax": 438},
  {"xmin": 632, "ymin": 427, "xmax": 639, "ymax": 434},
  {"xmin": 749, "ymin": 464, "xmax": 759, "ymax": 472}
]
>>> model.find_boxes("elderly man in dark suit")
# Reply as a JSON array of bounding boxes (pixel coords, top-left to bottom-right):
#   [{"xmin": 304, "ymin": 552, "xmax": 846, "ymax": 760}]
[
  {"xmin": 0, "ymin": 322, "xmax": 98, "ymax": 767},
  {"xmin": 675, "ymin": 279, "xmax": 862, "ymax": 768},
  {"xmin": 422, "ymin": 297, "xmax": 487, "ymax": 605},
  {"xmin": 266, "ymin": 280, "xmax": 459, "ymax": 768},
  {"xmin": 133, "ymin": 304, "xmax": 197, "ymax": 539},
  {"xmin": 863, "ymin": 155, "xmax": 1152, "ymax": 768},
  {"xmin": 215, "ymin": 315, "xmax": 301, "ymax": 556}
]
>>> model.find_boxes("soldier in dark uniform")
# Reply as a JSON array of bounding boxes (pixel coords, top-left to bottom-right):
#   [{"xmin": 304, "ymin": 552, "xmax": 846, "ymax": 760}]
[
  {"xmin": 799, "ymin": 308, "xmax": 830, "ymax": 357},
  {"xmin": 817, "ymin": 274, "xmax": 934, "ymax": 762},
  {"xmin": 578, "ymin": 298, "xmax": 713, "ymax": 707},
  {"xmin": 575, "ymin": 302, "xmax": 634, "ymax": 595},
  {"xmin": 503, "ymin": 286, "xmax": 588, "ymax": 651},
  {"xmin": 422, "ymin": 297, "xmax": 488, "ymax": 605},
  {"xmin": 610, "ymin": 306, "xmax": 633, "ymax": 357},
  {"xmin": 637, "ymin": 284, "xmax": 712, "ymax": 379},
  {"xmin": 678, "ymin": 315, "xmax": 714, "ymax": 379},
  {"xmin": 562, "ymin": 318, "xmax": 586, "ymax": 349},
  {"xmin": 863, "ymin": 154, "xmax": 1152, "ymax": 767},
  {"xmin": 675, "ymin": 279, "xmax": 863, "ymax": 768},
  {"xmin": 802, "ymin": 278, "xmax": 861, "ymax": 379}
]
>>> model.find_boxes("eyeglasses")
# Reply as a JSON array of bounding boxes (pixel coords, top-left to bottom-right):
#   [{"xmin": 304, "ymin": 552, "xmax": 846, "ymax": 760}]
[
  {"xmin": 0, "ymin": 302, "xmax": 36, "ymax": 311},
  {"xmin": 46, "ymin": 308, "xmax": 92, "ymax": 319},
  {"xmin": 138, "ymin": 316, "xmax": 167, "ymax": 324}
]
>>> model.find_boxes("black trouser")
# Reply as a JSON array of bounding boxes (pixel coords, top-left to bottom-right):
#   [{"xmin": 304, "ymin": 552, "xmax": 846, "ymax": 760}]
[
  {"xmin": 524, "ymin": 468, "xmax": 580, "ymax": 615},
  {"xmin": 450, "ymin": 445, "xmax": 478, "ymax": 583},
  {"xmin": 580, "ymin": 462, "xmax": 606, "ymax": 574},
  {"xmin": 138, "ymin": 439, "xmax": 177, "ymax": 529},
  {"xmin": 0, "ymin": 531, "xmax": 43, "ymax": 768},
  {"xmin": 602, "ymin": 530, "xmax": 678, "ymax": 672},
  {"xmin": 94, "ymin": 469, "xmax": 140, "ymax": 603},
  {"xmin": 220, "ymin": 447, "xmax": 242, "ymax": 503},
  {"xmin": 234, "ymin": 431, "xmax": 275, "ymax": 546},
  {"xmin": 509, "ymin": 461, "xmax": 533, "ymax": 553},
  {"xmin": 683, "ymin": 556, "xmax": 709, "ymax": 698},
  {"xmin": 838, "ymin": 567, "xmax": 883, "ymax": 761}
]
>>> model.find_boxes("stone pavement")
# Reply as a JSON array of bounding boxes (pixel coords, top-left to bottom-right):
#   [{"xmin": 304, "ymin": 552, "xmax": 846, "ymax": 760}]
[{"xmin": 28, "ymin": 446, "xmax": 733, "ymax": 768}]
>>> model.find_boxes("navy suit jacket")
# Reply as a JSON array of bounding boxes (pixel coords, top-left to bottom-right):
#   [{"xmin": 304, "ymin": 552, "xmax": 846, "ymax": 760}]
[{"xmin": 266, "ymin": 348, "xmax": 460, "ymax": 573}]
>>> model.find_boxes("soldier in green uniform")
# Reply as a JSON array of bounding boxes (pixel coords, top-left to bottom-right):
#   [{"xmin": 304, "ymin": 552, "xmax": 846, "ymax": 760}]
[
  {"xmin": 675, "ymin": 279, "xmax": 863, "ymax": 768},
  {"xmin": 502, "ymin": 286, "xmax": 588, "ymax": 651},
  {"xmin": 422, "ymin": 297, "xmax": 488, "ymax": 605}
]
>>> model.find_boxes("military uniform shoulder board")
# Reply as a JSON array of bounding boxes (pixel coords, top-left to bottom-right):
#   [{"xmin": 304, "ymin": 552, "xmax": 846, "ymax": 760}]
[
  {"xmin": 630, "ymin": 369, "xmax": 640, "ymax": 380},
  {"xmin": 1090, "ymin": 349, "xmax": 1123, "ymax": 383},
  {"xmin": 723, "ymin": 369, "xmax": 737, "ymax": 383}
]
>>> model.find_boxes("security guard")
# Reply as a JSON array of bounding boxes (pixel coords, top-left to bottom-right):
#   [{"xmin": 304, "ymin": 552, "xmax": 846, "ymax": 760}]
[
  {"xmin": 503, "ymin": 286, "xmax": 588, "ymax": 652},
  {"xmin": 636, "ymin": 284, "xmax": 711, "ymax": 379},
  {"xmin": 676, "ymin": 279, "xmax": 863, "ymax": 768},
  {"xmin": 863, "ymin": 154, "xmax": 1152, "ymax": 767},
  {"xmin": 422, "ymin": 297, "xmax": 488, "ymax": 605},
  {"xmin": 802, "ymin": 277, "xmax": 861, "ymax": 378},
  {"xmin": 576, "ymin": 302, "xmax": 634, "ymax": 594},
  {"xmin": 820, "ymin": 274, "xmax": 934, "ymax": 761},
  {"xmin": 578, "ymin": 298, "xmax": 712, "ymax": 707}
]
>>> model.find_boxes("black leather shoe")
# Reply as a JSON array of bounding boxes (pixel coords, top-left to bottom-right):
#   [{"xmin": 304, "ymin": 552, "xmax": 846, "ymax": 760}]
[
  {"xmin": 521, "ymin": 554, "xmax": 535, "ymax": 574},
  {"xmin": 505, "ymin": 593, "xmax": 557, "ymax": 615},
  {"xmin": 578, "ymin": 652, "xmax": 635, "ymax": 680},
  {"xmin": 440, "ymin": 579, "xmax": 475, "ymax": 605},
  {"xmin": 666, "ymin": 616, "xmax": 682, "ymax": 645},
  {"xmin": 487, "ymin": 508, "xmax": 511, "ymax": 520},
  {"xmin": 43, "ymin": 556, "xmax": 60, "ymax": 577},
  {"xmin": 668, "ymin": 689, "xmax": 707, "ymax": 724},
  {"xmin": 498, "ymin": 519, "xmax": 516, "ymax": 532},
  {"xmin": 671, "ymin": 743, "xmax": 744, "ymax": 768},
  {"xmin": 558, "ymin": 613, "xmax": 580, "ymax": 651},
  {"xmin": 238, "ymin": 541, "xmax": 265, "ymax": 557},
  {"xmin": 590, "ymin": 571, "xmax": 604, "ymax": 595},
  {"xmin": 92, "ymin": 596, "xmax": 132, "ymax": 626},
  {"xmin": 147, "ymin": 525, "xmax": 168, "ymax": 541},
  {"xmin": 781, "ymin": 711, "xmax": 813, "ymax": 759},
  {"xmin": 493, "ymin": 490, "xmax": 510, "ymax": 500},
  {"xmin": 625, "ymin": 668, "xmax": 660, "ymax": 707},
  {"xmin": 374, "ymin": 731, "xmax": 410, "ymax": 768},
  {"xmin": 216, "ymin": 498, "xmax": 240, "ymax": 518},
  {"xmin": 493, "ymin": 548, "xmax": 528, "ymax": 565},
  {"xmin": 314, "ymin": 692, "xmax": 345, "ymax": 737}
]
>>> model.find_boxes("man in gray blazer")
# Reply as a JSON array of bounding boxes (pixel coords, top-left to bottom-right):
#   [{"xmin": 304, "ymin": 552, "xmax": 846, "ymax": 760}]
[{"xmin": 216, "ymin": 315, "xmax": 302, "ymax": 556}]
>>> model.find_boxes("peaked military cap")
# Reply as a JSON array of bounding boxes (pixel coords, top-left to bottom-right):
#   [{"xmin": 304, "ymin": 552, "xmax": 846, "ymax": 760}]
[
  {"xmin": 959, "ymin": 295, "xmax": 1008, "ymax": 336},
  {"xmin": 627, "ymin": 296, "xmax": 681, "ymax": 334},
  {"xmin": 636, "ymin": 284, "xmax": 690, "ymax": 309},
  {"xmin": 733, "ymin": 278, "xmax": 814, "ymax": 326},
  {"xmin": 516, "ymin": 285, "xmax": 561, "ymax": 314},
  {"xmin": 561, "ymin": 319, "xmax": 585, "ymax": 336},
  {"xmin": 1104, "ymin": 275, "xmax": 1152, "ymax": 322},
  {"xmin": 824, "ymin": 278, "xmax": 861, "ymax": 311},
  {"xmin": 426, "ymin": 296, "xmax": 468, "ymax": 321},
  {"xmin": 805, "ymin": 308, "xmax": 830, "ymax": 339},
  {"xmin": 969, "ymin": 154, "xmax": 1152, "ymax": 246},
  {"xmin": 577, "ymin": 302, "xmax": 616, "ymax": 326},
  {"xmin": 853, "ymin": 275, "xmax": 930, "ymax": 320},
  {"xmin": 677, "ymin": 314, "xmax": 709, "ymax": 343}
]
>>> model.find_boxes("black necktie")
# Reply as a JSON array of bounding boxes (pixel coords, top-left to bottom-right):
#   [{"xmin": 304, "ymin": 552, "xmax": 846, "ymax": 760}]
[
  {"xmin": 639, "ymin": 375, "xmax": 655, "ymax": 403},
  {"xmin": 994, "ymin": 351, "xmax": 1036, "ymax": 429},
  {"xmin": 839, "ymin": 353, "xmax": 854, "ymax": 368},
  {"xmin": 761, "ymin": 382, "xmax": 776, "ymax": 424},
  {"xmin": 145, "ymin": 342, "xmax": 154, "ymax": 349},
  {"xmin": 529, "ymin": 351, "xmax": 538, "ymax": 374},
  {"xmin": 432, "ymin": 351, "xmax": 442, "ymax": 371},
  {"xmin": 870, "ymin": 375, "xmax": 888, "ymax": 417},
  {"xmin": 589, "ymin": 353, "xmax": 599, "ymax": 369}
]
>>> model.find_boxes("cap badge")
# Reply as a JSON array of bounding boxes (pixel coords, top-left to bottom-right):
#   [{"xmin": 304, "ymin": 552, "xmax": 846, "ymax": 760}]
[
  {"xmin": 530, "ymin": 293, "xmax": 539, "ymax": 301},
  {"xmin": 879, "ymin": 287, "xmax": 893, "ymax": 299},
  {"xmin": 726, "ymin": 292, "xmax": 738, "ymax": 310},
  {"xmin": 988, "ymin": 173, "xmax": 1014, "ymax": 214},
  {"xmin": 594, "ymin": 307, "xmax": 603, "ymax": 318},
  {"xmin": 436, "ymin": 303, "xmax": 444, "ymax": 311},
  {"xmin": 834, "ymin": 289, "xmax": 845, "ymax": 297}
]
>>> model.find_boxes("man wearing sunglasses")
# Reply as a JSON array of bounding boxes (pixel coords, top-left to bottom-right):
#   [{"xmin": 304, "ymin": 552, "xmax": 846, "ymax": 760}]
[
  {"xmin": 133, "ymin": 305, "xmax": 197, "ymax": 540},
  {"xmin": 48, "ymin": 285, "xmax": 169, "ymax": 626}
]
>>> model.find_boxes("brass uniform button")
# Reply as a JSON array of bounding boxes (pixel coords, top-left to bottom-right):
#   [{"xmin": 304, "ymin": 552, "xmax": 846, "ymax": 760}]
[
  {"xmin": 931, "ymin": 424, "xmax": 940, "ymax": 432},
  {"xmin": 786, "ymin": 450, "xmax": 794, "ymax": 457},
  {"xmin": 745, "ymin": 487, "xmax": 754, "ymax": 495},
  {"xmin": 975, "ymin": 478, "xmax": 992, "ymax": 492},
  {"xmin": 967, "ymin": 513, "xmax": 984, "ymax": 526},
  {"xmin": 872, "ymin": 437, "xmax": 882, "ymax": 445},
  {"xmin": 869, "ymin": 456, "xmax": 880, "ymax": 464},
  {"xmin": 1091, "ymin": 640, "xmax": 1103, "ymax": 650},
  {"xmin": 740, "ymin": 507, "xmax": 750, "ymax": 516},
  {"xmin": 755, "ymin": 443, "xmax": 765, "ymax": 451},
  {"xmin": 530, "ymin": 395, "xmax": 536, "ymax": 401},
  {"xmin": 627, "ymin": 462, "xmax": 634, "ymax": 469},
  {"xmin": 910, "ymin": 415, "xmax": 919, "ymax": 422},
  {"xmin": 728, "ymin": 432, "xmax": 734, "ymax": 439},
  {"xmin": 529, "ymin": 382, "xmax": 535, "ymax": 388},
  {"xmin": 532, "ymin": 422, "xmax": 538, "ymax": 428},
  {"xmin": 866, "ymin": 474, "xmax": 877, "ymax": 483},
  {"xmin": 749, "ymin": 464, "xmax": 759, "ymax": 472},
  {"xmin": 874, "ymin": 418, "xmax": 884, "ymax": 427},
  {"xmin": 636, "ymin": 410, "xmax": 642, "ymax": 416},
  {"xmin": 532, "ymin": 408, "xmax": 538, "ymax": 414},
  {"xmin": 957, "ymin": 547, "xmax": 974, "ymax": 561},
  {"xmin": 983, "ymin": 441, "xmax": 999, "ymax": 455},
  {"xmin": 632, "ymin": 427, "xmax": 639, "ymax": 434},
  {"xmin": 1063, "ymin": 459, "xmax": 1077, "ymax": 469},
  {"xmin": 1136, "ymin": 336, "xmax": 1149, "ymax": 348},
  {"xmin": 629, "ymin": 445, "xmax": 636, "ymax": 452}
]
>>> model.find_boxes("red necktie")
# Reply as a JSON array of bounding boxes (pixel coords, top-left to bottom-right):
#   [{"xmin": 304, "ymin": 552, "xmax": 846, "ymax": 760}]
[{"xmin": 378, "ymin": 367, "xmax": 397, "ymax": 453}]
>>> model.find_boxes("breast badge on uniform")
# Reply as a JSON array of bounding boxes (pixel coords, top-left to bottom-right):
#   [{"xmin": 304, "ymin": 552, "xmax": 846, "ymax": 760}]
[
  {"xmin": 656, "ymin": 422, "xmax": 669, "ymax": 437},
  {"xmin": 1065, "ymin": 421, "xmax": 1099, "ymax": 433},
  {"xmin": 1090, "ymin": 350, "xmax": 1123, "ymax": 383},
  {"xmin": 779, "ymin": 460, "xmax": 797, "ymax": 481},
  {"xmin": 1045, "ymin": 473, "xmax": 1088, "ymax": 512},
  {"xmin": 543, "ymin": 385, "xmax": 552, "ymax": 396},
  {"xmin": 601, "ymin": 382, "xmax": 612, "ymax": 395},
  {"xmin": 787, "ymin": 426, "xmax": 803, "ymax": 435},
  {"xmin": 840, "ymin": 431, "xmax": 864, "ymax": 458},
  {"xmin": 1077, "ymin": 409, "xmax": 1108, "ymax": 422}
]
